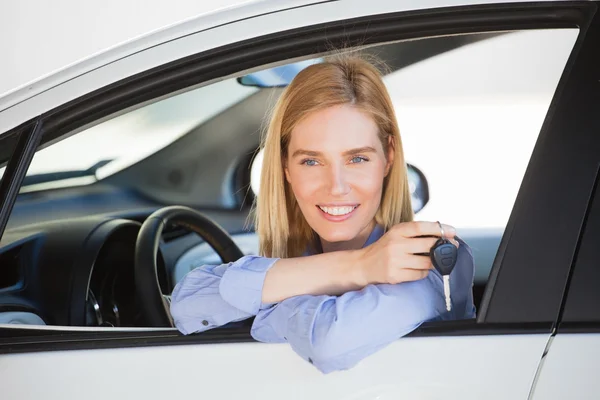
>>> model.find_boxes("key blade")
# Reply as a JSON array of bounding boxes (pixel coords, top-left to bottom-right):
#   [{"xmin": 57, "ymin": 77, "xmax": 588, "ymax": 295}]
[{"xmin": 443, "ymin": 275, "xmax": 452, "ymax": 312}]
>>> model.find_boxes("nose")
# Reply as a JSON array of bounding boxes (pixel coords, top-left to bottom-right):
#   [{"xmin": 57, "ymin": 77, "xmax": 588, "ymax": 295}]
[{"xmin": 328, "ymin": 164, "xmax": 351, "ymax": 196}]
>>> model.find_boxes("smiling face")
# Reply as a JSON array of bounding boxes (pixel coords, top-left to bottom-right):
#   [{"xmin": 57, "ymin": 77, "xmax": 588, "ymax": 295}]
[{"xmin": 285, "ymin": 104, "xmax": 393, "ymax": 252}]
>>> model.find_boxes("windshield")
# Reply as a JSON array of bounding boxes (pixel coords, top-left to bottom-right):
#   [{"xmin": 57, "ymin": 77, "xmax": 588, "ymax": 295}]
[{"xmin": 0, "ymin": 78, "xmax": 258, "ymax": 192}]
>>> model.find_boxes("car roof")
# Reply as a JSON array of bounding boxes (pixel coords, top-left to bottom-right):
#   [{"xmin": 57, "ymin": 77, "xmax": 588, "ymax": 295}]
[
  {"xmin": 0, "ymin": 0, "xmax": 321, "ymax": 108},
  {"xmin": 0, "ymin": 0, "xmax": 580, "ymax": 114}
]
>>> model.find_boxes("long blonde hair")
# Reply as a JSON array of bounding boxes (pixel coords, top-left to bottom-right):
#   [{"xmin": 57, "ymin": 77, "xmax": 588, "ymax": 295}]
[{"xmin": 254, "ymin": 55, "xmax": 413, "ymax": 258}]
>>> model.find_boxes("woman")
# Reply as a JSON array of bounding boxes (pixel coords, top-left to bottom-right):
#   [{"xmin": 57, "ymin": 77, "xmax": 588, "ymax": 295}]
[{"xmin": 170, "ymin": 55, "xmax": 475, "ymax": 374}]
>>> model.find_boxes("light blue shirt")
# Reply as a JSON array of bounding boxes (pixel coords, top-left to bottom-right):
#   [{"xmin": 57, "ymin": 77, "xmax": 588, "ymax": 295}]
[{"xmin": 170, "ymin": 225, "xmax": 476, "ymax": 373}]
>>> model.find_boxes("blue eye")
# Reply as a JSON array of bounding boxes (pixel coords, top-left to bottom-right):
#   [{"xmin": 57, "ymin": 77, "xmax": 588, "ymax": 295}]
[
  {"xmin": 301, "ymin": 159, "xmax": 318, "ymax": 166},
  {"xmin": 350, "ymin": 156, "xmax": 368, "ymax": 164}
]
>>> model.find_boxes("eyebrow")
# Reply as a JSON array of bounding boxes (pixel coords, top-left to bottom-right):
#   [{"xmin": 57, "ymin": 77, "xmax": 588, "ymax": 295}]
[{"xmin": 291, "ymin": 146, "xmax": 377, "ymax": 158}]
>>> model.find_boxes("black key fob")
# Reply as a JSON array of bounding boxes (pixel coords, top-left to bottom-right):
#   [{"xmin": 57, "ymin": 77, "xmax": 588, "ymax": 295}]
[{"xmin": 430, "ymin": 238, "xmax": 458, "ymax": 276}]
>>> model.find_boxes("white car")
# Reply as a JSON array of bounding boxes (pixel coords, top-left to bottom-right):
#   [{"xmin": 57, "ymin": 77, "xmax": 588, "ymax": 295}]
[{"xmin": 0, "ymin": 1, "xmax": 599, "ymax": 399}]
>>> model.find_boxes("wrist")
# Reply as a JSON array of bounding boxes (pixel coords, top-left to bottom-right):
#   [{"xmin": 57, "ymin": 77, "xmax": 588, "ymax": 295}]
[{"xmin": 340, "ymin": 248, "xmax": 371, "ymax": 288}]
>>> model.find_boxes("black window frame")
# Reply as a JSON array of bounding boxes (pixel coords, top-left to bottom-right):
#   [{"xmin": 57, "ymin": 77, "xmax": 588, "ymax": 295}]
[
  {"xmin": 0, "ymin": 1, "xmax": 598, "ymax": 353},
  {"xmin": 552, "ymin": 8, "xmax": 600, "ymax": 328},
  {"xmin": 558, "ymin": 164, "xmax": 600, "ymax": 332},
  {"xmin": 558, "ymin": 168, "xmax": 600, "ymax": 330}
]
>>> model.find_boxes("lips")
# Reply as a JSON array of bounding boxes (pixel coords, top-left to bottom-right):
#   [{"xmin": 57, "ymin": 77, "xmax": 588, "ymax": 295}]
[
  {"xmin": 318, "ymin": 205, "xmax": 357, "ymax": 216},
  {"xmin": 316, "ymin": 204, "xmax": 359, "ymax": 222}
]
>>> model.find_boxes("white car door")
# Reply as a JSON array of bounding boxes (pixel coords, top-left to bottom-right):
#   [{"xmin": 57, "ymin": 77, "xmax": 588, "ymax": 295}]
[{"xmin": 0, "ymin": 1, "xmax": 597, "ymax": 399}]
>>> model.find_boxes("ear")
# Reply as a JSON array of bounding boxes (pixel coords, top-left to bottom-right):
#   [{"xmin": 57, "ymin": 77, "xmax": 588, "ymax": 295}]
[{"xmin": 385, "ymin": 135, "xmax": 395, "ymax": 176}]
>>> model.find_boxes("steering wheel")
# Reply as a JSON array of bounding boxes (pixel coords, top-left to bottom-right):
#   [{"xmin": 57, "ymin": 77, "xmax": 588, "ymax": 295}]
[{"xmin": 134, "ymin": 205, "xmax": 245, "ymax": 327}]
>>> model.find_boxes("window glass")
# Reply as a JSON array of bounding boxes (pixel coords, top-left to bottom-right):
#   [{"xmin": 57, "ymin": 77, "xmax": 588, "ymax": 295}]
[{"xmin": 6, "ymin": 79, "xmax": 258, "ymax": 189}]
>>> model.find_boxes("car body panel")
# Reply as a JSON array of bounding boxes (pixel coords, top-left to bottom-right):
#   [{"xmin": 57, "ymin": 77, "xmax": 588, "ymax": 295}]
[
  {"xmin": 0, "ymin": 0, "xmax": 325, "ymax": 106},
  {"xmin": 0, "ymin": 333, "xmax": 550, "ymax": 400},
  {"xmin": 531, "ymin": 334, "xmax": 600, "ymax": 400}
]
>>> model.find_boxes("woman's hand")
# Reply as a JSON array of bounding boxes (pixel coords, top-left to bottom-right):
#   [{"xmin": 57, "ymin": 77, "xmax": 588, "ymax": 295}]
[
  {"xmin": 356, "ymin": 221, "xmax": 458, "ymax": 285},
  {"xmin": 261, "ymin": 221, "xmax": 458, "ymax": 304}
]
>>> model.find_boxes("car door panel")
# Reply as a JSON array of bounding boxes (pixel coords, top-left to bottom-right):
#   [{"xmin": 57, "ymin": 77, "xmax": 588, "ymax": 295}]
[
  {"xmin": 531, "ymin": 334, "xmax": 600, "ymax": 400},
  {"xmin": 0, "ymin": 333, "xmax": 550, "ymax": 400}
]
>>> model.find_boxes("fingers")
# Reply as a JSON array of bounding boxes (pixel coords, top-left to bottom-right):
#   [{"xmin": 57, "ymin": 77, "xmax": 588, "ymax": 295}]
[
  {"xmin": 393, "ymin": 221, "xmax": 457, "ymax": 239},
  {"xmin": 378, "ymin": 221, "xmax": 460, "ymax": 285},
  {"xmin": 402, "ymin": 237, "xmax": 460, "ymax": 255},
  {"xmin": 402, "ymin": 237, "xmax": 439, "ymax": 254},
  {"xmin": 402, "ymin": 254, "xmax": 434, "ymax": 270}
]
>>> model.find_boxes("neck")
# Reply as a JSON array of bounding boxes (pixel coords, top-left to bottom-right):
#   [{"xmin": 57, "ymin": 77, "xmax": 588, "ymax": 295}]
[{"xmin": 320, "ymin": 219, "xmax": 377, "ymax": 253}]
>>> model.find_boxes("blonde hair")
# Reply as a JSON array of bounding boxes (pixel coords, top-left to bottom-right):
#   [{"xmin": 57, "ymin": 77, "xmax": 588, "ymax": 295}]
[{"xmin": 254, "ymin": 54, "xmax": 413, "ymax": 258}]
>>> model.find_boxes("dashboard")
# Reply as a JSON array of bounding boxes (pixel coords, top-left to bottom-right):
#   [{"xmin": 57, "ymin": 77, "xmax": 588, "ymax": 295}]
[{"xmin": 0, "ymin": 210, "xmax": 251, "ymax": 328}]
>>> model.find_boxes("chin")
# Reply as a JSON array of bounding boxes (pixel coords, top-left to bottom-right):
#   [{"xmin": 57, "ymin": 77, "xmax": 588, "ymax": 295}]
[{"xmin": 314, "ymin": 225, "xmax": 360, "ymax": 243}]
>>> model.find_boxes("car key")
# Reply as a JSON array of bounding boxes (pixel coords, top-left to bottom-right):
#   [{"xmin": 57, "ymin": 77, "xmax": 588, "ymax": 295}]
[{"xmin": 430, "ymin": 223, "xmax": 458, "ymax": 312}]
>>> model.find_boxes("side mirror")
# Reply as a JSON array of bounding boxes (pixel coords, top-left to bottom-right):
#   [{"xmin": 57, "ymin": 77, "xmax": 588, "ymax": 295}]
[{"xmin": 407, "ymin": 163, "xmax": 429, "ymax": 214}]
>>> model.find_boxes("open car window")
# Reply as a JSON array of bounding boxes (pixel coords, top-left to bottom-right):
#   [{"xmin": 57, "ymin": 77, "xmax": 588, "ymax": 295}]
[{"xmin": 0, "ymin": 25, "xmax": 579, "ymax": 331}]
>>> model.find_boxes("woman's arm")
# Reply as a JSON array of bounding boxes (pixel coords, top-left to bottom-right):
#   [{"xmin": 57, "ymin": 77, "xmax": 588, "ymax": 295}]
[
  {"xmin": 259, "ymin": 221, "xmax": 459, "ymax": 305},
  {"xmin": 256, "ymin": 250, "xmax": 367, "ymax": 303},
  {"xmin": 170, "ymin": 253, "xmax": 367, "ymax": 334},
  {"xmin": 170, "ymin": 256, "xmax": 273, "ymax": 334},
  {"xmin": 250, "ymin": 241, "xmax": 475, "ymax": 374},
  {"xmin": 171, "ymin": 221, "xmax": 459, "ymax": 334}
]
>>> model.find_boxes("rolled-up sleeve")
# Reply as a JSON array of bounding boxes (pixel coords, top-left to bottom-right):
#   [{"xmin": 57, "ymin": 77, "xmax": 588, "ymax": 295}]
[
  {"xmin": 219, "ymin": 256, "xmax": 279, "ymax": 314},
  {"xmin": 170, "ymin": 255, "xmax": 278, "ymax": 335}
]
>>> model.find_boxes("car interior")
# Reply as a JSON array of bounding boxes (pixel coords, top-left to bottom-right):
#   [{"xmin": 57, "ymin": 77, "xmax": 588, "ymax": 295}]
[{"xmin": 0, "ymin": 31, "xmax": 552, "ymax": 330}]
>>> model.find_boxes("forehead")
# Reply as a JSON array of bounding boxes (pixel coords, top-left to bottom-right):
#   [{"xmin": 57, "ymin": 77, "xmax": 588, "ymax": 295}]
[{"xmin": 289, "ymin": 104, "xmax": 381, "ymax": 150}]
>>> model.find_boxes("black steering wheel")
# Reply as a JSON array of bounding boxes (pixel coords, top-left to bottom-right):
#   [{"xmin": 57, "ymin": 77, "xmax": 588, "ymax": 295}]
[{"xmin": 134, "ymin": 205, "xmax": 245, "ymax": 327}]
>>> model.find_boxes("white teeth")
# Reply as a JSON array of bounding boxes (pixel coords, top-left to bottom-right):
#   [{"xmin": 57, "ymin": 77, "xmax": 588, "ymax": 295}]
[{"xmin": 318, "ymin": 206, "xmax": 356, "ymax": 216}]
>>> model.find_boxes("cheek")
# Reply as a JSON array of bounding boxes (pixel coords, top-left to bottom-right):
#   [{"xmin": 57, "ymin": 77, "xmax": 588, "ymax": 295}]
[
  {"xmin": 352, "ymin": 170, "xmax": 386, "ymax": 198},
  {"xmin": 286, "ymin": 167, "xmax": 323, "ymax": 201},
  {"xmin": 350, "ymin": 161, "xmax": 387, "ymax": 191}
]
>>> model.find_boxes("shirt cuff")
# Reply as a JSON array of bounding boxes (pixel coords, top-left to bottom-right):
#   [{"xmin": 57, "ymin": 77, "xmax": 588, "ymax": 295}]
[{"xmin": 219, "ymin": 255, "xmax": 279, "ymax": 314}]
